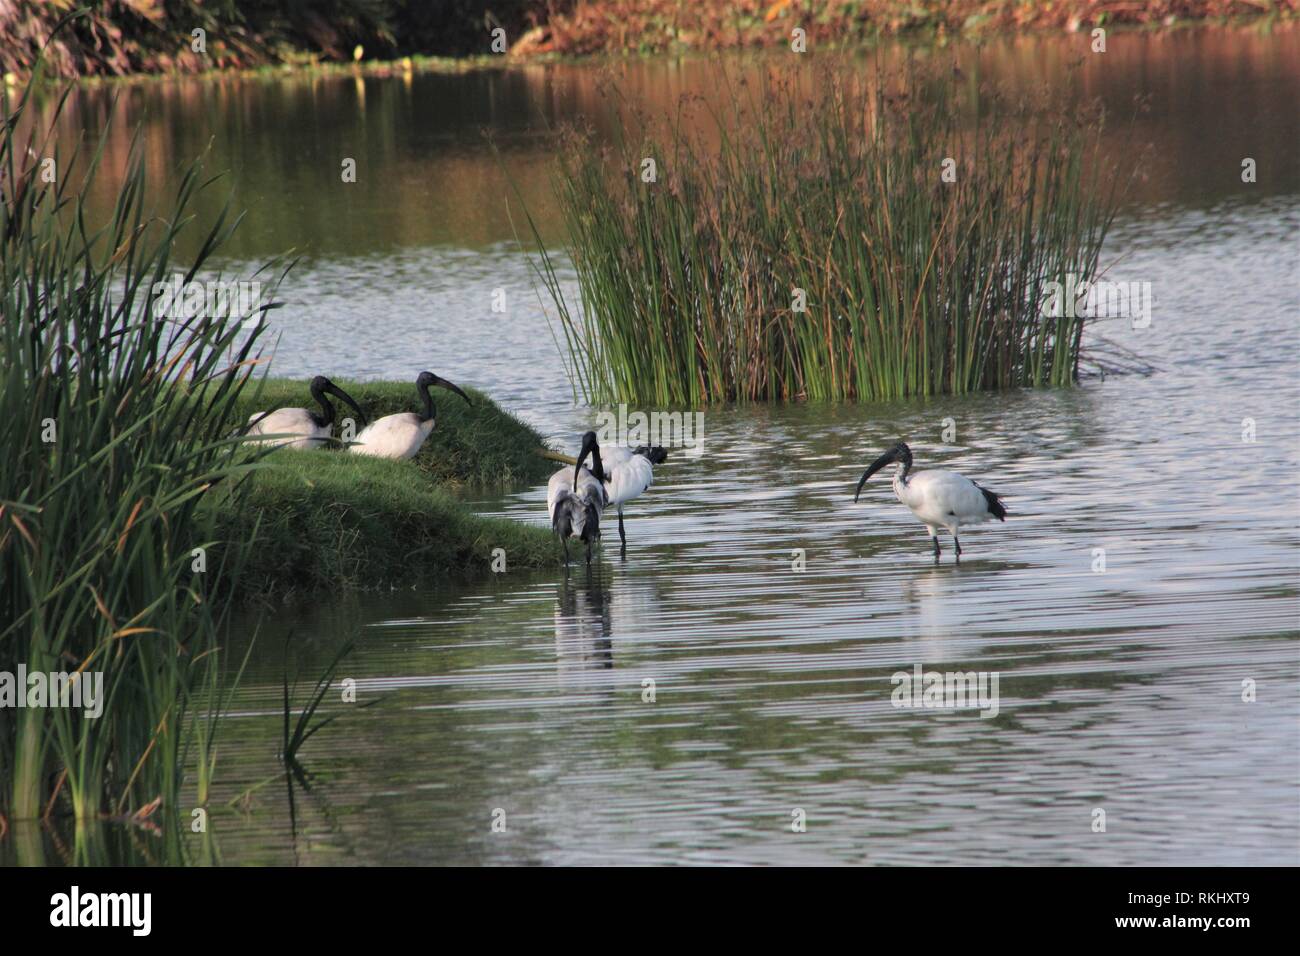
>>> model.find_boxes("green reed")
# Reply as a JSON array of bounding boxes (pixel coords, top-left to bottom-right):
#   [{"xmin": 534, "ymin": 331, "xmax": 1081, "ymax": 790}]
[
  {"xmin": 0, "ymin": 63, "xmax": 274, "ymax": 859},
  {"xmin": 534, "ymin": 64, "xmax": 1127, "ymax": 404}
]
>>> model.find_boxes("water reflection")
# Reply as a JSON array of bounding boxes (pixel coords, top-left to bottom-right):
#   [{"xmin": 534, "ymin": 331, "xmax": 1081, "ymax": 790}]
[
  {"xmin": 5, "ymin": 28, "xmax": 1296, "ymax": 867},
  {"xmin": 554, "ymin": 568, "xmax": 614, "ymax": 674},
  {"xmin": 900, "ymin": 567, "xmax": 965, "ymax": 662},
  {"xmin": 22, "ymin": 24, "xmax": 1299, "ymax": 264}
]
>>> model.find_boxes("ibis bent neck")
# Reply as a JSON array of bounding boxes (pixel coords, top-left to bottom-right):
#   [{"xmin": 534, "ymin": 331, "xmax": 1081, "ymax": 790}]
[{"xmin": 309, "ymin": 379, "xmax": 335, "ymax": 428}]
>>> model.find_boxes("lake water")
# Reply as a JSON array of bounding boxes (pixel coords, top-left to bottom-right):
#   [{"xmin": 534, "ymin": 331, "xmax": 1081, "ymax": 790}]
[{"xmin": 33, "ymin": 26, "xmax": 1300, "ymax": 864}]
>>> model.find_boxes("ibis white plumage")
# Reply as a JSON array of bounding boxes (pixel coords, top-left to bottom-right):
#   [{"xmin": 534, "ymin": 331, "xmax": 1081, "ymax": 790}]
[
  {"xmin": 547, "ymin": 431, "xmax": 608, "ymax": 565},
  {"xmin": 854, "ymin": 441, "xmax": 1007, "ymax": 561},
  {"xmin": 597, "ymin": 442, "xmax": 668, "ymax": 551},
  {"xmin": 349, "ymin": 370, "xmax": 470, "ymax": 460},
  {"xmin": 245, "ymin": 376, "xmax": 366, "ymax": 450}
]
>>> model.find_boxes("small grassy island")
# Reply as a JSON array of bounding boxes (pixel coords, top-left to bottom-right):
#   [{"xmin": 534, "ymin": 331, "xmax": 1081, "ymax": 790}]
[{"xmin": 215, "ymin": 378, "xmax": 560, "ymax": 597}]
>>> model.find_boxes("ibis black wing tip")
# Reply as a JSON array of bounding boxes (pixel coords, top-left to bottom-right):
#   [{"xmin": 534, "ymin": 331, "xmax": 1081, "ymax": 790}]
[
  {"xmin": 551, "ymin": 496, "xmax": 574, "ymax": 538},
  {"xmin": 979, "ymin": 485, "xmax": 1008, "ymax": 521}
]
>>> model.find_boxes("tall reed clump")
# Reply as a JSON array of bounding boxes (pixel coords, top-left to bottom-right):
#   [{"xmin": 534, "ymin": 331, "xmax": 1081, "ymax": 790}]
[
  {"xmin": 0, "ymin": 70, "xmax": 272, "ymax": 861},
  {"xmin": 535, "ymin": 65, "xmax": 1127, "ymax": 404}
]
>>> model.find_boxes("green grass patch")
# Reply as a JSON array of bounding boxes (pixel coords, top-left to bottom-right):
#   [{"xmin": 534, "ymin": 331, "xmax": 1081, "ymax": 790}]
[
  {"xmin": 210, "ymin": 450, "xmax": 561, "ymax": 597},
  {"xmin": 0, "ymin": 47, "xmax": 270, "ymax": 843},
  {"xmin": 233, "ymin": 377, "xmax": 555, "ymax": 487}
]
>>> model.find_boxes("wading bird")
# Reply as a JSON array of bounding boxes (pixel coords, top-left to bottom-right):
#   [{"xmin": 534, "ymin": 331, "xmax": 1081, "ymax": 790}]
[
  {"xmin": 854, "ymin": 441, "xmax": 1006, "ymax": 562},
  {"xmin": 598, "ymin": 444, "xmax": 668, "ymax": 552},
  {"xmin": 547, "ymin": 431, "xmax": 608, "ymax": 565},
  {"xmin": 349, "ymin": 370, "xmax": 470, "ymax": 460},
  {"xmin": 245, "ymin": 375, "xmax": 367, "ymax": 450}
]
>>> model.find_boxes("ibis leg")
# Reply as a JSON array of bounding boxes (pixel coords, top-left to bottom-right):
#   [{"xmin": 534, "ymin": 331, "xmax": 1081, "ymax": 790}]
[
  {"xmin": 954, "ymin": 536, "xmax": 962, "ymax": 558},
  {"xmin": 585, "ymin": 540, "xmax": 593, "ymax": 565},
  {"xmin": 618, "ymin": 508, "xmax": 627, "ymax": 556},
  {"xmin": 931, "ymin": 536, "xmax": 941, "ymax": 561},
  {"xmin": 562, "ymin": 539, "xmax": 570, "ymax": 565}
]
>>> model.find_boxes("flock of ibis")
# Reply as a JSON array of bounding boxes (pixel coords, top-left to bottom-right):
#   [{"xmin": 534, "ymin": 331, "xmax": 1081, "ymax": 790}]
[
  {"xmin": 246, "ymin": 372, "xmax": 470, "ymax": 457},
  {"xmin": 246, "ymin": 374, "xmax": 1008, "ymax": 566}
]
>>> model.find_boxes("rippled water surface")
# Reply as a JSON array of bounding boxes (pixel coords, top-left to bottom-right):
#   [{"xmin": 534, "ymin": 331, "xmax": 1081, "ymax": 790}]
[{"xmin": 37, "ymin": 29, "xmax": 1300, "ymax": 864}]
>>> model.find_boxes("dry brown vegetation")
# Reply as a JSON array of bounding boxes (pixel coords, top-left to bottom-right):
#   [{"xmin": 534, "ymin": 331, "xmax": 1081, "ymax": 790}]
[
  {"xmin": 511, "ymin": 1, "xmax": 1295, "ymax": 56},
  {"xmin": 0, "ymin": 1, "xmax": 1292, "ymax": 79}
]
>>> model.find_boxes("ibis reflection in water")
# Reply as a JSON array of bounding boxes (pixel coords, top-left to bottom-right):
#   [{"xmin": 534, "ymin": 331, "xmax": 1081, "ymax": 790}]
[
  {"xmin": 349, "ymin": 370, "xmax": 470, "ymax": 460},
  {"xmin": 552, "ymin": 565, "xmax": 667, "ymax": 678},
  {"xmin": 554, "ymin": 568, "xmax": 613, "ymax": 673},
  {"xmin": 245, "ymin": 375, "xmax": 367, "ymax": 449},
  {"xmin": 854, "ymin": 441, "xmax": 1007, "ymax": 562}
]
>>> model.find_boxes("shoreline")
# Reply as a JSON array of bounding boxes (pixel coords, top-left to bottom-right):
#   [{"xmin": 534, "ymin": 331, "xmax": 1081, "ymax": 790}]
[{"xmin": 3, "ymin": 7, "xmax": 1292, "ymax": 87}]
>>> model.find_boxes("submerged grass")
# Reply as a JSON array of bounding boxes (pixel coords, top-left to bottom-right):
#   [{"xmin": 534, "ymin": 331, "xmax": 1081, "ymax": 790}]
[{"xmin": 534, "ymin": 62, "xmax": 1130, "ymax": 404}]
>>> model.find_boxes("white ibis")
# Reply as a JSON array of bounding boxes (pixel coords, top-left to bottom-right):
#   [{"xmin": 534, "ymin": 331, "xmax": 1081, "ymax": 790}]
[
  {"xmin": 597, "ymin": 443, "xmax": 667, "ymax": 551},
  {"xmin": 854, "ymin": 441, "xmax": 1006, "ymax": 561},
  {"xmin": 348, "ymin": 370, "xmax": 469, "ymax": 460},
  {"xmin": 547, "ymin": 431, "xmax": 608, "ymax": 565},
  {"xmin": 245, "ymin": 376, "xmax": 367, "ymax": 450}
]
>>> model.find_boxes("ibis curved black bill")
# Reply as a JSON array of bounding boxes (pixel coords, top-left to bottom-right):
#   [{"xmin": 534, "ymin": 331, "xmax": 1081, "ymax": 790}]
[
  {"xmin": 325, "ymin": 381, "xmax": 367, "ymax": 428},
  {"xmin": 418, "ymin": 371, "xmax": 471, "ymax": 407},
  {"xmin": 435, "ymin": 376, "xmax": 471, "ymax": 406},
  {"xmin": 854, "ymin": 442, "xmax": 912, "ymax": 502},
  {"xmin": 854, "ymin": 452, "xmax": 893, "ymax": 502}
]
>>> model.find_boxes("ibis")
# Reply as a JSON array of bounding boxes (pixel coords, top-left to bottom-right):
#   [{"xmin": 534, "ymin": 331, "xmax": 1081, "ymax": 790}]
[
  {"xmin": 597, "ymin": 443, "xmax": 668, "ymax": 552},
  {"xmin": 540, "ymin": 435, "xmax": 667, "ymax": 553},
  {"xmin": 349, "ymin": 370, "xmax": 470, "ymax": 460},
  {"xmin": 245, "ymin": 376, "xmax": 367, "ymax": 450},
  {"xmin": 547, "ymin": 431, "xmax": 608, "ymax": 565},
  {"xmin": 854, "ymin": 441, "xmax": 1007, "ymax": 561}
]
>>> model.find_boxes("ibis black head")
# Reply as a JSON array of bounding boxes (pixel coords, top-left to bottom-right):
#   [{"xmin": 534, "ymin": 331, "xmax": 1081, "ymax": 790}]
[
  {"xmin": 413, "ymin": 370, "xmax": 470, "ymax": 423},
  {"xmin": 575, "ymin": 430, "xmax": 605, "ymax": 488},
  {"xmin": 854, "ymin": 441, "xmax": 913, "ymax": 502},
  {"xmin": 634, "ymin": 445, "xmax": 669, "ymax": 465},
  {"xmin": 416, "ymin": 370, "xmax": 471, "ymax": 405},
  {"xmin": 309, "ymin": 375, "xmax": 367, "ymax": 428}
]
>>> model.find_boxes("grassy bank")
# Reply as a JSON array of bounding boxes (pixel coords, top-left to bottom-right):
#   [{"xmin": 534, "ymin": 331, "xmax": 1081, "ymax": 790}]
[
  {"xmin": 535, "ymin": 63, "xmax": 1125, "ymax": 404},
  {"xmin": 517, "ymin": 0, "xmax": 1295, "ymax": 57},
  {"xmin": 0, "ymin": 1, "xmax": 544, "ymax": 78},
  {"xmin": 210, "ymin": 449, "xmax": 559, "ymax": 597},
  {"xmin": 3, "ymin": 2, "xmax": 1291, "ymax": 79}
]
